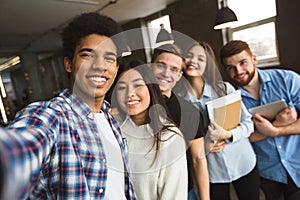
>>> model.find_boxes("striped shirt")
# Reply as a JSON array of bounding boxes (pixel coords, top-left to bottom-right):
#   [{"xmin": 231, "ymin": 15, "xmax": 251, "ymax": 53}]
[{"xmin": 0, "ymin": 89, "xmax": 136, "ymax": 199}]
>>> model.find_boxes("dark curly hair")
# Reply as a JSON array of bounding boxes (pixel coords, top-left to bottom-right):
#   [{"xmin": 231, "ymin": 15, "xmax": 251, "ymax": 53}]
[{"xmin": 61, "ymin": 12, "xmax": 123, "ymax": 61}]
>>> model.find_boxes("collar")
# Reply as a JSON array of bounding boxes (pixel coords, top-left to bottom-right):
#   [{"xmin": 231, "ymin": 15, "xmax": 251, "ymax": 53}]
[
  {"xmin": 59, "ymin": 89, "xmax": 111, "ymax": 120},
  {"xmin": 237, "ymin": 68, "xmax": 271, "ymax": 95}
]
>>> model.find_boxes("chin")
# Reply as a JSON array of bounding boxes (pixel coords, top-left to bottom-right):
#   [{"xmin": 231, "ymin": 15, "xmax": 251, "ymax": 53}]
[
  {"xmin": 186, "ymin": 70, "xmax": 199, "ymax": 77},
  {"xmin": 235, "ymin": 80, "xmax": 249, "ymax": 86}
]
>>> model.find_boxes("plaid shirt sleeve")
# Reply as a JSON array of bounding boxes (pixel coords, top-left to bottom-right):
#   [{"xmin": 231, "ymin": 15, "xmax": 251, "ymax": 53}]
[
  {"xmin": 0, "ymin": 105, "xmax": 58, "ymax": 199},
  {"xmin": 0, "ymin": 91, "xmax": 137, "ymax": 200}
]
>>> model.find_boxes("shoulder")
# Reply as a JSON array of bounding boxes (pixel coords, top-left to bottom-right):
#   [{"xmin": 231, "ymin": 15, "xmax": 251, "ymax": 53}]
[
  {"xmin": 10, "ymin": 93, "xmax": 72, "ymax": 128},
  {"xmin": 224, "ymin": 82, "xmax": 236, "ymax": 93},
  {"xmin": 258, "ymin": 68, "xmax": 299, "ymax": 80},
  {"xmin": 164, "ymin": 121, "xmax": 182, "ymax": 134},
  {"xmin": 175, "ymin": 95, "xmax": 198, "ymax": 110},
  {"xmin": 161, "ymin": 123, "xmax": 185, "ymax": 146}
]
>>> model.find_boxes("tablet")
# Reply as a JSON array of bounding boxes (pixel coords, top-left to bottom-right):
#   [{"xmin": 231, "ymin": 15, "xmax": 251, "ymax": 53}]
[{"xmin": 248, "ymin": 99, "xmax": 288, "ymax": 121}]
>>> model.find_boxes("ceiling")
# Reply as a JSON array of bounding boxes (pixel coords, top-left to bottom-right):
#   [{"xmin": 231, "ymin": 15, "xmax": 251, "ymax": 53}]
[{"xmin": 0, "ymin": 0, "xmax": 178, "ymax": 64}]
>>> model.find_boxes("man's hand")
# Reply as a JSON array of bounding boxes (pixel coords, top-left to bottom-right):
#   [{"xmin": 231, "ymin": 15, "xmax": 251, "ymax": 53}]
[
  {"xmin": 273, "ymin": 106, "xmax": 297, "ymax": 127},
  {"xmin": 252, "ymin": 113, "xmax": 279, "ymax": 136}
]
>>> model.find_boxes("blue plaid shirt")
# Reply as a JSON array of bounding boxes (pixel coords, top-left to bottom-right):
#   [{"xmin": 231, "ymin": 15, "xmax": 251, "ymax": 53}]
[{"xmin": 0, "ymin": 89, "xmax": 136, "ymax": 199}]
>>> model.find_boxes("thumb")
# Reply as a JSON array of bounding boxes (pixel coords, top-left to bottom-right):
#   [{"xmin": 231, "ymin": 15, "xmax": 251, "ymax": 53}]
[{"xmin": 253, "ymin": 113, "xmax": 264, "ymax": 122}]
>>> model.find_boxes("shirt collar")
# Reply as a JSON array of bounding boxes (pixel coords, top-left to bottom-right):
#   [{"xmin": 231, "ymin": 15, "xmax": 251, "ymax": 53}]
[
  {"xmin": 59, "ymin": 89, "xmax": 112, "ymax": 120},
  {"xmin": 237, "ymin": 68, "xmax": 271, "ymax": 95},
  {"xmin": 256, "ymin": 68, "xmax": 272, "ymax": 84},
  {"xmin": 202, "ymin": 83, "xmax": 214, "ymax": 99}
]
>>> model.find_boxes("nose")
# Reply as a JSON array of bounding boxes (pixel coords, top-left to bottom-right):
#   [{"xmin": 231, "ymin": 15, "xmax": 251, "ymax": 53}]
[
  {"xmin": 190, "ymin": 55, "xmax": 197, "ymax": 64},
  {"xmin": 127, "ymin": 85, "xmax": 136, "ymax": 98},
  {"xmin": 92, "ymin": 56, "xmax": 108, "ymax": 71},
  {"xmin": 235, "ymin": 65, "xmax": 243, "ymax": 74},
  {"xmin": 161, "ymin": 66, "xmax": 172, "ymax": 77}
]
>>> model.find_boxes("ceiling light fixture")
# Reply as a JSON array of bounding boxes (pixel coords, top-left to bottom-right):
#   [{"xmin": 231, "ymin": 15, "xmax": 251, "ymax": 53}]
[
  {"xmin": 0, "ymin": 56, "xmax": 21, "ymax": 72},
  {"xmin": 155, "ymin": 24, "xmax": 174, "ymax": 47},
  {"xmin": 62, "ymin": 0, "xmax": 99, "ymax": 5},
  {"xmin": 121, "ymin": 44, "xmax": 132, "ymax": 57},
  {"xmin": 214, "ymin": 0, "xmax": 238, "ymax": 30}
]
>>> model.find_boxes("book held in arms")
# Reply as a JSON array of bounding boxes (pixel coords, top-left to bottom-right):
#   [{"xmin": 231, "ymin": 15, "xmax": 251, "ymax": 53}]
[{"xmin": 205, "ymin": 90, "xmax": 241, "ymax": 130}]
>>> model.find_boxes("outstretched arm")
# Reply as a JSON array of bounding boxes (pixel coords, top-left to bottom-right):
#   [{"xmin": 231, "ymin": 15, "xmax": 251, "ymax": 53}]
[{"xmin": 0, "ymin": 127, "xmax": 53, "ymax": 199}]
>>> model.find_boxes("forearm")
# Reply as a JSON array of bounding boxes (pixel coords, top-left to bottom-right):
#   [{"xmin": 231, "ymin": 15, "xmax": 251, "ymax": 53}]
[
  {"xmin": 193, "ymin": 156, "xmax": 210, "ymax": 200},
  {"xmin": 190, "ymin": 137, "xmax": 210, "ymax": 200},
  {"xmin": 275, "ymin": 118, "xmax": 300, "ymax": 136},
  {"xmin": 249, "ymin": 131, "xmax": 267, "ymax": 142}
]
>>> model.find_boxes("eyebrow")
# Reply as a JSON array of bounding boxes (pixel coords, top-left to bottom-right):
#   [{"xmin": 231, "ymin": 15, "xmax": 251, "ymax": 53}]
[
  {"xmin": 118, "ymin": 78, "xmax": 144, "ymax": 84},
  {"xmin": 157, "ymin": 61, "xmax": 181, "ymax": 70},
  {"xmin": 79, "ymin": 48, "xmax": 94, "ymax": 53},
  {"xmin": 79, "ymin": 48, "xmax": 117, "ymax": 57}
]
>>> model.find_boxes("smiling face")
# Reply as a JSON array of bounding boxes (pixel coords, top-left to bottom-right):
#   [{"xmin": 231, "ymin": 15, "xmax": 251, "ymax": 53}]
[
  {"xmin": 222, "ymin": 50, "xmax": 257, "ymax": 86},
  {"xmin": 116, "ymin": 69, "xmax": 150, "ymax": 124},
  {"xmin": 152, "ymin": 52, "xmax": 183, "ymax": 97},
  {"xmin": 185, "ymin": 44, "xmax": 207, "ymax": 77},
  {"xmin": 64, "ymin": 34, "xmax": 118, "ymax": 110}
]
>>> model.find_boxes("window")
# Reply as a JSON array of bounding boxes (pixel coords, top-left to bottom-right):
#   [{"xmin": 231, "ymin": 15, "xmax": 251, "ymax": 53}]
[
  {"xmin": 225, "ymin": 0, "xmax": 278, "ymax": 67},
  {"xmin": 147, "ymin": 15, "xmax": 172, "ymax": 49},
  {"xmin": 140, "ymin": 15, "xmax": 172, "ymax": 62}
]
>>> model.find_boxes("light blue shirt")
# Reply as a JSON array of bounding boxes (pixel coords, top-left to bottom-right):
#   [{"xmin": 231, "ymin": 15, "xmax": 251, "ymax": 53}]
[
  {"xmin": 182, "ymin": 82, "xmax": 256, "ymax": 183},
  {"xmin": 239, "ymin": 68, "xmax": 300, "ymax": 187}
]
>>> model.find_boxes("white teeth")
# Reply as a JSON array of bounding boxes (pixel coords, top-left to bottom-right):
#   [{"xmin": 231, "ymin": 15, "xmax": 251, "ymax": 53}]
[
  {"xmin": 127, "ymin": 101, "xmax": 139, "ymax": 105},
  {"xmin": 188, "ymin": 66, "xmax": 197, "ymax": 69},
  {"xmin": 88, "ymin": 76, "xmax": 106, "ymax": 82},
  {"xmin": 159, "ymin": 79, "xmax": 169, "ymax": 84}
]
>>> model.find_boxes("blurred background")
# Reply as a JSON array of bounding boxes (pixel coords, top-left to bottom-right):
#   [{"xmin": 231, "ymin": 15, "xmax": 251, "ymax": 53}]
[{"xmin": 0, "ymin": 0, "xmax": 299, "ymax": 125}]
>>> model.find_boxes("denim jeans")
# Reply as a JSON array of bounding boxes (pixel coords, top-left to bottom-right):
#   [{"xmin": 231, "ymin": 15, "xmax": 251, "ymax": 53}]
[{"xmin": 188, "ymin": 187, "xmax": 200, "ymax": 200}]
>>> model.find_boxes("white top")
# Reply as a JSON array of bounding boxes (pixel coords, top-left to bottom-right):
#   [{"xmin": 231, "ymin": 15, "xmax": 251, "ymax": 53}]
[
  {"xmin": 115, "ymin": 115, "xmax": 188, "ymax": 200},
  {"xmin": 94, "ymin": 113, "xmax": 126, "ymax": 200}
]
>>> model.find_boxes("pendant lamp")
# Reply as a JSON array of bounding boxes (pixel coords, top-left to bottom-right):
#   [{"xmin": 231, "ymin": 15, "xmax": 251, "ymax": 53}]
[
  {"xmin": 155, "ymin": 24, "xmax": 174, "ymax": 46},
  {"xmin": 214, "ymin": 0, "xmax": 238, "ymax": 30}
]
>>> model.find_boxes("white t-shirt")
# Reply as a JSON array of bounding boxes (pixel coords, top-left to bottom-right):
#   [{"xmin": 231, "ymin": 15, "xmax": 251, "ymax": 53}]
[{"xmin": 94, "ymin": 113, "xmax": 126, "ymax": 200}]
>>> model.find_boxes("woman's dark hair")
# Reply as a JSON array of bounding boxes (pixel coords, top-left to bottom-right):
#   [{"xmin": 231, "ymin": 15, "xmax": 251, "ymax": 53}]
[
  {"xmin": 61, "ymin": 12, "xmax": 123, "ymax": 61},
  {"xmin": 111, "ymin": 61, "xmax": 180, "ymax": 158}
]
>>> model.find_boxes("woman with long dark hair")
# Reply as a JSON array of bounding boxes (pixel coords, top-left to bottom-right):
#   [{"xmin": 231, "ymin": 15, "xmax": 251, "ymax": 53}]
[{"xmin": 111, "ymin": 63, "xmax": 187, "ymax": 200}]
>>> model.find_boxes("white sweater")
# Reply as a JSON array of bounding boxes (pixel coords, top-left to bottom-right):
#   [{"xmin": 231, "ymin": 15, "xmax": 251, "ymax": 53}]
[{"xmin": 116, "ymin": 116, "xmax": 188, "ymax": 200}]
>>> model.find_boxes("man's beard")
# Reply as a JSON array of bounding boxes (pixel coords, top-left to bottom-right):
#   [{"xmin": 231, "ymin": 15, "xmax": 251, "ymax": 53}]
[{"xmin": 234, "ymin": 70, "xmax": 255, "ymax": 86}]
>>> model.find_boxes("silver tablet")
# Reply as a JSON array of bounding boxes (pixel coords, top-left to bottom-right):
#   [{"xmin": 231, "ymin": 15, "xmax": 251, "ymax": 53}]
[{"xmin": 248, "ymin": 99, "xmax": 288, "ymax": 121}]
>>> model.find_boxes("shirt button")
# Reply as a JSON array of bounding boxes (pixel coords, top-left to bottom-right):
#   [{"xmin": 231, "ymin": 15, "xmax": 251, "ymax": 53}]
[
  {"xmin": 278, "ymin": 145, "xmax": 282, "ymax": 149},
  {"xmin": 282, "ymin": 159, "xmax": 285, "ymax": 162},
  {"xmin": 99, "ymin": 188, "xmax": 104, "ymax": 193}
]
